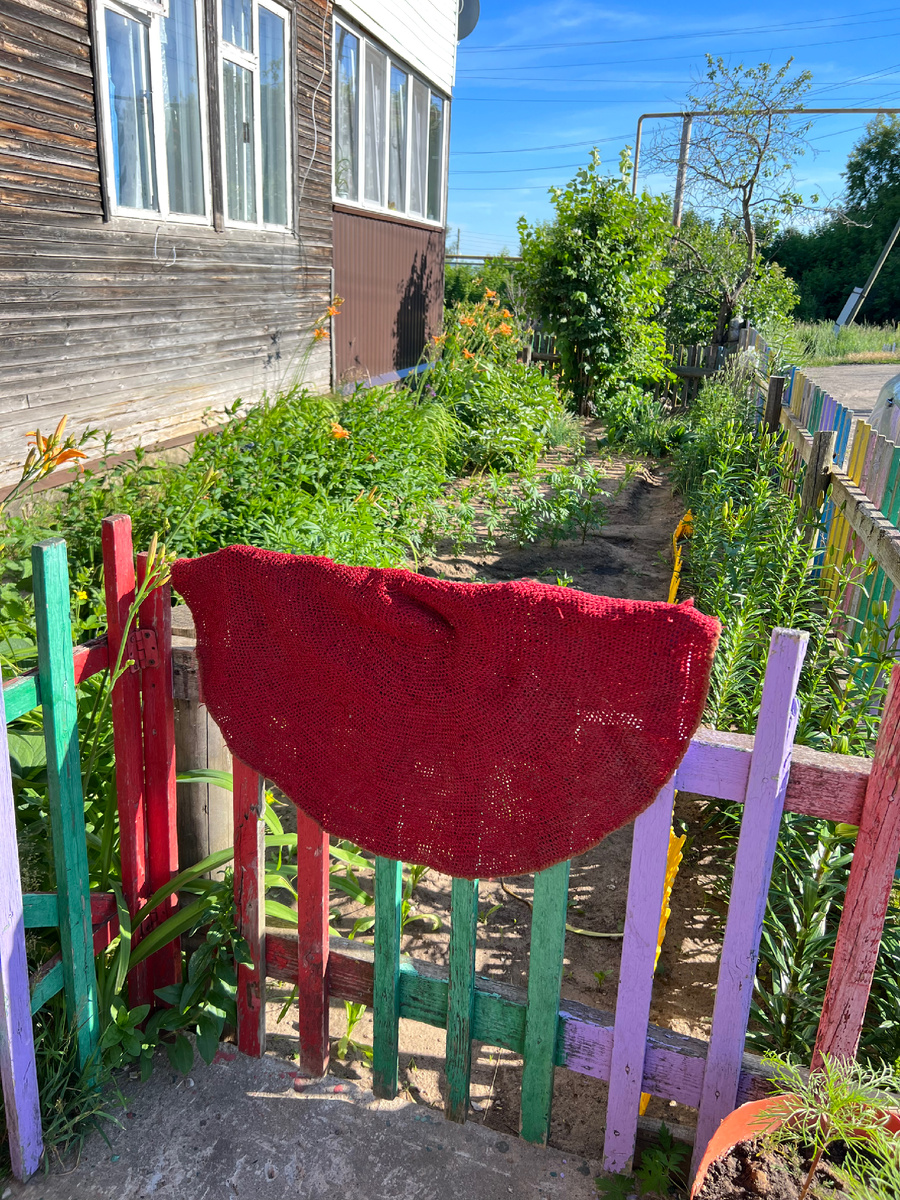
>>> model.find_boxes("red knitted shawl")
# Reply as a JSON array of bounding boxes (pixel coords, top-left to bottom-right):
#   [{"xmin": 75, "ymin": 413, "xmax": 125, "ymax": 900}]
[{"xmin": 171, "ymin": 547, "xmax": 719, "ymax": 877}]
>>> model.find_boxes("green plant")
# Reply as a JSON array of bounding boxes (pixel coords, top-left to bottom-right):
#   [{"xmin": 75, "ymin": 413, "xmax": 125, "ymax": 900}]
[
  {"xmin": 758, "ymin": 1054, "xmax": 900, "ymax": 1200},
  {"xmin": 517, "ymin": 149, "xmax": 672, "ymax": 414},
  {"xmin": 596, "ymin": 1124, "xmax": 688, "ymax": 1198},
  {"xmin": 336, "ymin": 1001, "xmax": 372, "ymax": 1061}
]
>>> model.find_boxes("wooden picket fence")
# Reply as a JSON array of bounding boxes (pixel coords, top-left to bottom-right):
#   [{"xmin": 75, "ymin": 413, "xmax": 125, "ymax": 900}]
[
  {"xmin": 4, "ymin": 515, "xmax": 900, "ymax": 1184},
  {"xmin": 774, "ymin": 368, "xmax": 900, "ymax": 648}
]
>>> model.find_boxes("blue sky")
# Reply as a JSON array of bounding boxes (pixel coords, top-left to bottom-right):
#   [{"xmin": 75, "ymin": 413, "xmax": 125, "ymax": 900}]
[{"xmin": 447, "ymin": 2, "xmax": 900, "ymax": 254}]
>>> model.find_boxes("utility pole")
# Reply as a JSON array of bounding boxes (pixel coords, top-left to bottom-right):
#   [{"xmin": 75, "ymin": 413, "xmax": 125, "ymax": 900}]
[
  {"xmin": 838, "ymin": 214, "xmax": 900, "ymax": 329},
  {"xmin": 672, "ymin": 114, "xmax": 693, "ymax": 227}
]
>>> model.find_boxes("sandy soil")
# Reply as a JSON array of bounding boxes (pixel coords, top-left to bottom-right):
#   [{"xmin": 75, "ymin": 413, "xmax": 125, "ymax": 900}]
[{"xmin": 264, "ymin": 435, "xmax": 732, "ymax": 1164}]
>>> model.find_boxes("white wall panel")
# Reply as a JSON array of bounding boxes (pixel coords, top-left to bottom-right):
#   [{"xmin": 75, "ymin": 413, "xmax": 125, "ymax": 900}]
[{"xmin": 336, "ymin": 0, "xmax": 457, "ymax": 93}]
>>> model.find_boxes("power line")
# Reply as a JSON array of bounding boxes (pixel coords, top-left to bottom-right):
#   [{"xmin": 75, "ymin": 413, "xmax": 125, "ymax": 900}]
[
  {"xmin": 451, "ymin": 160, "xmax": 593, "ymax": 175},
  {"xmin": 458, "ymin": 6, "xmax": 900, "ymax": 53},
  {"xmin": 451, "ymin": 134, "xmax": 629, "ymax": 157}
]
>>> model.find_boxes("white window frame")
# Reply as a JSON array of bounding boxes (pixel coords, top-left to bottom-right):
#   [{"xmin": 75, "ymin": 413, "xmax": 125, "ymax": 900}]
[
  {"xmin": 218, "ymin": 0, "xmax": 293, "ymax": 231},
  {"xmin": 332, "ymin": 15, "xmax": 448, "ymax": 228},
  {"xmin": 95, "ymin": 0, "xmax": 213, "ymax": 223}
]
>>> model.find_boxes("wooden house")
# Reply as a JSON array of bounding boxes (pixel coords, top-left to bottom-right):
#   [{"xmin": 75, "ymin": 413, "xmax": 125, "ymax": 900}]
[{"xmin": 0, "ymin": 0, "xmax": 459, "ymax": 485}]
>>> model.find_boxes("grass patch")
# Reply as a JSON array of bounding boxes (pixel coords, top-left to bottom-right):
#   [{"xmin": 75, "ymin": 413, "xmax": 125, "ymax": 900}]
[{"xmin": 794, "ymin": 320, "xmax": 900, "ymax": 366}]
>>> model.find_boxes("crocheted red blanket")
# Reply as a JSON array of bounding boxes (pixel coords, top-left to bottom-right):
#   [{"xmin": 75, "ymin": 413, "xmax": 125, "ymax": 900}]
[{"xmin": 171, "ymin": 547, "xmax": 719, "ymax": 877}]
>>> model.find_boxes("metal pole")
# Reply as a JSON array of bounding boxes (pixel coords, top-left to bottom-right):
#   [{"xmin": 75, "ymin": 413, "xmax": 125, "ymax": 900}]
[
  {"xmin": 672, "ymin": 114, "xmax": 693, "ymax": 227},
  {"xmin": 631, "ymin": 115, "xmax": 644, "ymax": 195},
  {"xmin": 844, "ymin": 213, "xmax": 900, "ymax": 327}
]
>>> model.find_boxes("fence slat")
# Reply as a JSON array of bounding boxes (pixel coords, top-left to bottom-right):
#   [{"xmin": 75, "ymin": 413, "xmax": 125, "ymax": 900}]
[
  {"xmin": 137, "ymin": 559, "xmax": 180, "ymax": 997},
  {"xmin": 603, "ymin": 778, "xmax": 677, "ymax": 1173},
  {"xmin": 233, "ymin": 759, "xmax": 265, "ymax": 1056},
  {"xmin": 813, "ymin": 666, "xmax": 900, "ymax": 1066},
  {"xmin": 520, "ymin": 859, "xmax": 570, "ymax": 1145},
  {"xmin": 692, "ymin": 628, "xmax": 808, "ymax": 1178},
  {"xmin": 372, "ymin": 857, "xmax": 402, "ymax": 1099},
  {"xmin": 100, "ymin": 516, "xmax": 150, "ymax": 1008},
  {"xmin": 0, "ymin": 673, "xmax": 43, "ymax": 1180},
  {"xmin": 446, "ymin": 876, "xmax": 479, "ymax": 1123},
  {"xmin": 32, "ymin": 539, "xmax": 99, "ymax": 1072},
  {"xmin": 296, "ymin": 808, "xmax": 330, "ymax": 1077}
]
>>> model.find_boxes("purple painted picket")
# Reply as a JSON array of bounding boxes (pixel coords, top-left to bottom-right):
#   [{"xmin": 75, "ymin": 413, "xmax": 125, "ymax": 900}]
[
  {"xmin": 0, "ymin": 672, "xmax": 43, "ymax": 1178},
  {"xmin": 604, "ymin": 776, "xmax": 677, "ymax": 1172},
  {"xmin": 692, "ymin": 628, "xmax": 808, "ymax": 1175}
]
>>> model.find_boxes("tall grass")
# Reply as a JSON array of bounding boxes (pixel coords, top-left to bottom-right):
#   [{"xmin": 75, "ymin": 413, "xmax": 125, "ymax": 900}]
[{"xmin": 795, "ymin": 320, "xmax": 900, "ymax": 366}]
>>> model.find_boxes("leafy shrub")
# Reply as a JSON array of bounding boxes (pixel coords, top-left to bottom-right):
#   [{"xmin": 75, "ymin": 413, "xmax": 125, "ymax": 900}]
[{"xmin": 517, "ymin": 150, "xmax": 672, "ymax": 414}]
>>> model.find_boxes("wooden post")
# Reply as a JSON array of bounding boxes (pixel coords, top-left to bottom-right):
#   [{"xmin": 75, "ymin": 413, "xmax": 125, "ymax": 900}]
[
  {"xmin": 800, "ymin": 430, "xmax": 836, "ymax": 532},
  {"xmin": 233, "ymin": 759, "xmax": 265, "ymax": 1056},
  {"xmin": 692, "ymin": 628, "xmax": 808, "ymax": 1179},
  {"xmin": 813, "ymin": 666, "xmax": 900, "ymax": 1067},
  {"xmin": 604, "ymin": 778, "xmax": 677, "ymax": 1173},
  {"xmin": 520, "ymin": 859, "xmax": 570, "ymax": 1145},
  {"xmin": 0, "ymin": 672, "xmax": 43, "ymax": 1180},
  {"xmin": 296, "ymin": 808, "xmax": 330, "ymax": 1077},
  {"xmin": 763, "ymin": 376, "xmax": 785, "ymax": 434},
  {"xmin": 101, "ymin": 516, "xmax": 151, "ymax": 1007},
  {"xmin": 171, "ymin": 606, "xmax": 233, "ymax": 875},
  {"xmin": 446, "ymin": 876, "xmax": 479, "ymax": 1123},
  {"xmin": 32, "ymin": 539, "xmax": 100, "ymax": 1072},
  {"xmin": 372, "ymin": 857, "xmax": 402, "ymax": 1099}
]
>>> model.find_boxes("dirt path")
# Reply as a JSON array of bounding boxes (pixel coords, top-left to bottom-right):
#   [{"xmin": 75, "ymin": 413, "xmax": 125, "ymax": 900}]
[{"xmin": 264, "ymin": 438, "xmax": 730, "ymax": 1162}]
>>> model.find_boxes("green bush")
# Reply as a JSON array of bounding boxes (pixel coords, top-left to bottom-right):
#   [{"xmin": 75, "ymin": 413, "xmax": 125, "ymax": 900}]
[{"xmin": 517, "ymin": 150, "xmax": 672, "ymax": 414}]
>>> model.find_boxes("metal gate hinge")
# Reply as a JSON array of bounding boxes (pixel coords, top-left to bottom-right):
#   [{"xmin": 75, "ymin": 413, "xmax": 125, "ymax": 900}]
[{"xmin": 127, "ymin": 628, "xmax": 159, "ymax": 672}]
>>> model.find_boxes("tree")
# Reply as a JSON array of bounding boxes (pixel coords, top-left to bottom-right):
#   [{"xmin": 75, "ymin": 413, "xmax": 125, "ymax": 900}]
[
  {"xmin": 769, "ymin": 116, "xmax": 900, "ymax": 323},
  {"xmin": 516, "ymin": 150, "xmax": 672, "ymax": 415},
  {"xmin": 650, "ymin": 56, "xmax": 813, "ymax": 342}
]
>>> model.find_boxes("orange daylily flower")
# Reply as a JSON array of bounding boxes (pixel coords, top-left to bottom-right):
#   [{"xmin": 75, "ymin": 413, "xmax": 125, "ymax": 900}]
[
  {"xmin": 330, "ymin": 422, "xmax": 350, "ymax": 438},
  {"xmin": 432, "ymin": 334, "xmax": 445, "ymax": 344},
  {"xmin": 501, "ymin": 309, "xmax": 512, "ymax": 319},
  {"xmin": 326, "ymin": 305, "xmax": 342, "ymax": 318},
  {"xmin": 459, "ymin": 315, "xmax": 476, "ymax": 327},
  {"xmin": 314, "ymin": 327, "xmax": 330, "ymax": 340},
  {"xmin": 463, "ymin": 349, "xmax": 475, "ymax": 359},
  {"xmin": 484, "ymin": 289, "xmax": 497, "ymax": 299},
  {"xmin": 26, "ymin": 415, "xmax": 87, "ymax": 476},
  {"xmin": 498, "ymin": 323, "xmax": 513, "ymax": 336}
]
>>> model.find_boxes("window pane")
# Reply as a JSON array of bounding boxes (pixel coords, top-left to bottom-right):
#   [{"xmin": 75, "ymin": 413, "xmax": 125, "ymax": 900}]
[
  {"xmin": 105, "ymin": 10, "xmax": 157, "ymax": 210},
  {"xmin": 388, "ymin": 65, "xmax": 407, "ymax": 212},
  {"xmin": 409, "ymin": 78, "xmax": 428, "ymax": 216},
  {"xmin": 222, "ymin": 0, "xmax": 251, "ymax": 50},
  {"xmin": 223, "ymin": 60, "xmax": 256, "ymax": 221},
  {"xmin": 161, "ymin": 0, "xmax": 204, "ymax": 215},
  {"xmin": 427, "ymin": 93, "xmax": 443, "ymax": 222},
  {"xmin": 260, "ymin": 6, "xmax": 287, "ymax": 224},
  {"xmin": 334, "ymin": 24, "xmax": 358, "ymax": 200},
  {"xmin": 364, "ymin": 46, "xmax": 386, "ymax": 205}
]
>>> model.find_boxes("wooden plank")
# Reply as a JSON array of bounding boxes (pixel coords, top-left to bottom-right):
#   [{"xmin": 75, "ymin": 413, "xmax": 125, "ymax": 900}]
[
  {"xmin": 604, "ymin": 778, "xmax": 677, "ymax": 1173},
  {"xmin": 0, "ymin": 671, "xmax": 43, "ymax": 1179},
  {"xmin": 813, "ymin": 666, "xmax": 900, "ymax": 1066},
  {"xmin": 372, "ymin": 858, "xmax": 402, "ymax": 1099},
  {"xmin": 100, "ymin": 517, "xmax": 150, "ymax": 1008},
  {"xmin": 29, "ymin": 960, "xmax": 64, "ymax": 1013},
  {"xmin": 136, "ymin": 557, "xmax": 180, "ymax": 997},
  {"xmin": 829, "ymin": 471, "xmax": 900, "ymax": 591},
  {"xmin": 32, "ymin": 538, "xmax": 99, "ymax": 1071},
  {"xmin": 520, "ymin": 859, "xmax": 570, "ymax": 1145},
  {"xmin": 295, "ymin": 807, "xmax": 330, "ymax": 1077},
  {"xmin": 2, "ymin": 635, "xmax": 108, "ymax": 722},
  {"xmin": 233, "ymin": 759, "xmax": 265, "ymax": 1057},
  {"xmin": 692, "ymin": 628, "xmax": 808, "ymax": 1178},
  {"xmin": 800, "ymin": 431, "xmax": 836, "ymax": 526},
  {"xmin": 445, "ymin": 876, "xmax": 479, "ymax": 1123},
  {"xmin": 22, "ymin": 892, "xmax": 115, "ymax": 930}
]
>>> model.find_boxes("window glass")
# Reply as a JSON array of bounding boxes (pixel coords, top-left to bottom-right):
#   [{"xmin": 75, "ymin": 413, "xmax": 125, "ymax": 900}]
[
  {"xmin": 105, "ymin": 10, "xmax": 158, "ymax": 210},
  {"xmin": 409, "ymin": 77, "xmax": 428, "ymax": 216},
  {"xmin": 223, "ymin": 59, "xmax": 256, "ymax": 220},
  {"xmin": 334, "ymin": 25, "xmax": 358, "ymax": 200},
  {"xmin": 259, "ymin": 6, "xmax": 287, "ymax": 224},
  {"xmin": 222, "ymin": 0, "xmax": 252, "ymax": 51},
  {"xmin": 364, "ymin": 46, "xmax": 386, "ymax": 205},
  {"xmin": 161, "ymin": 0, "xmax": 204, "ymax": 215},
  {"xmin": 388, "ymin": 65, "xmax": 406, "ymax": 212},
  {"xmin": 427, "ymin": 93, "xmax": 443, "ymax": 222}
]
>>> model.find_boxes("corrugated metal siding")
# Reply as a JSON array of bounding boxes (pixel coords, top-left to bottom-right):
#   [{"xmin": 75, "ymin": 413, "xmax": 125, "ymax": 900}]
[
  {"xmin": 0, "ymin": 0, "xmax": 334, "ymax": 485},
  {"xmin": 333, "ymin": 207, "xmax": 443, "ymax": 381}
]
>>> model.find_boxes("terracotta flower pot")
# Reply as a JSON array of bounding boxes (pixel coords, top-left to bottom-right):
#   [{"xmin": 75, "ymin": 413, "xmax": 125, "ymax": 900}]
[{"xmin": 690, "ymin": 1096, "xmax": 900, "ymax": 1199}]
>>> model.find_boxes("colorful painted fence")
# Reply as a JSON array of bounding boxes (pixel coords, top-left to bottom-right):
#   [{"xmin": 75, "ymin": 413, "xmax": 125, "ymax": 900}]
[
  {"xmin": 0, "ymin": 516, "xmax": 178, "ymax": 1179},
  {"xmin": 778, "ymin": 368, "xmax": 900, "ymax": 650},
  {"xmin": 4, "ymin": 515, "xmax": 900, "ymax": 1186}
]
